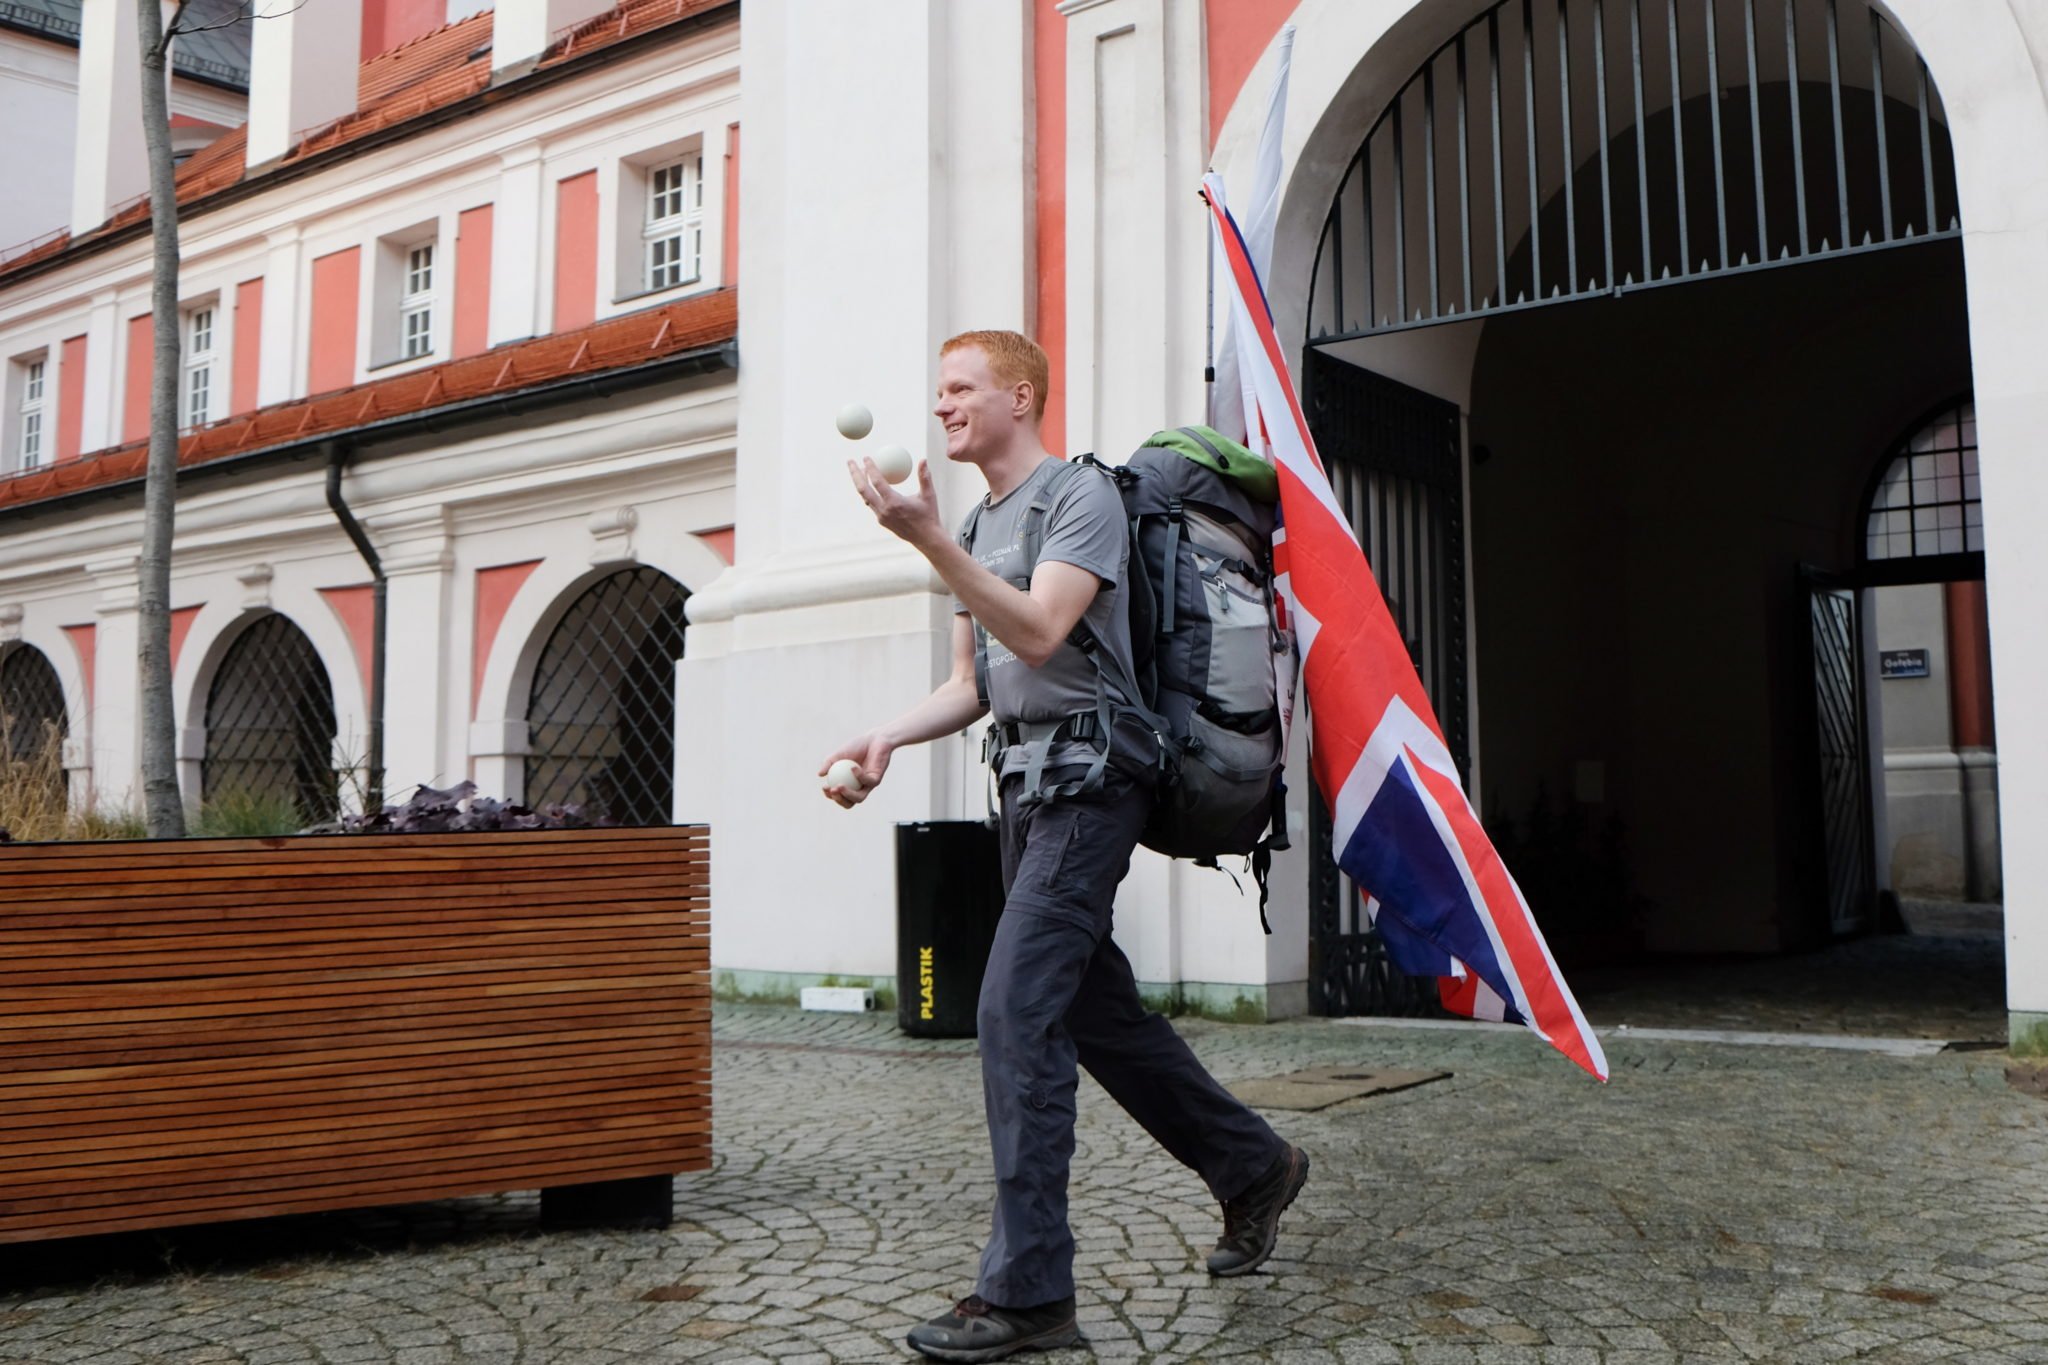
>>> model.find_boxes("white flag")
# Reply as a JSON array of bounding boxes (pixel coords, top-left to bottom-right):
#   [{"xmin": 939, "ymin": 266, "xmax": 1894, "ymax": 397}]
[{"xmin": 1209, "ymin": 24, "xmax": 1294, "ymax": 457}]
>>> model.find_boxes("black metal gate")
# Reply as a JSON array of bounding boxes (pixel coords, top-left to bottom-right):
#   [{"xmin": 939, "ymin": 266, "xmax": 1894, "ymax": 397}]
[
  {"xmin": 202, "ymin": 614, "xmax": 340, "ymax": 824},
  {"xmin": 0, "ymin": 644, "xmax": 69, "ymax": 810},
  {"xmin": 523, "ymin": 566, "xmax": 689, "ymax": 826},
  {"xmin": 1805, "ymin": 570, "xmax": 1874, "ymax": 934},
  {"xmin": 1302, "ymin": 350, "xmax": 1470, "ymax": 1015}
]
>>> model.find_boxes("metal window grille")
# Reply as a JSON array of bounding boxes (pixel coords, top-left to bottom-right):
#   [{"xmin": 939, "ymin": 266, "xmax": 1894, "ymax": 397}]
[
  {"xmin": 524, "ymin": 567, "xmax": 689, "ymax": 826},
  {"xmin": 401, "ymin": 244, "xmax": 434, "ymax": 359},
  {"xmin": 202, "ymin": 613, "xmax": 339, "ymax": 825},
  {"xmin": 183, "ymin": 307, "xmax": 215, "ymax": 428},
  {"xmin": 1308, "ymin": 0, "xmax": 1959, "ymax": 346},
  {"xmin": 644, "ymin": 157, "xmax": 704, "ymax": 292},
  {"xmin": 0, "ymin": 642, "xmax": 68, "ymax": 775},
  {"xmin": 1866, "ymin": 399, "xmax": 1978, "ymax": 561}
]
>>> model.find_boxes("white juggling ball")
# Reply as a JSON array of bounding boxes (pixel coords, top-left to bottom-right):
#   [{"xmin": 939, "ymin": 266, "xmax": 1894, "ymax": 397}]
[
  {"xmin": 835, "ymin": 404, "xmax": 874, "ymax": 440},
  {"xmin": 872, "ymin": 445, "xmax": 914, "ymax": 485},
  {"xmin": 825, "ymin": 758, "xmax": 865, "ymax": 795}
]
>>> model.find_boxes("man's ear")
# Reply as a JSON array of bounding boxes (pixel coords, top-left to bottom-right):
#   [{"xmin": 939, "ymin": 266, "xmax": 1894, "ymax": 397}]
[{"xmin": 1012, "ymin": 382, "xmax": 1035, "ymax": 420}]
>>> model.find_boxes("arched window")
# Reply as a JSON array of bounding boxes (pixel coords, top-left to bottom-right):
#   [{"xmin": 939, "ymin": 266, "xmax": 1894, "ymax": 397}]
[
  {"xmin": 0, "ymin": 643, "xmax": 69, "ymax": 809},
  {"xmin": 524, "ymin": 567, "xmax": 689, "ymax": 826},
  {"xmin": 203, "ymin": 614, "xmax": 338, "ymax": 824},
  {"xmin": 1866, "ymin": 399, "xmax": 1980, "ymax": 563}
]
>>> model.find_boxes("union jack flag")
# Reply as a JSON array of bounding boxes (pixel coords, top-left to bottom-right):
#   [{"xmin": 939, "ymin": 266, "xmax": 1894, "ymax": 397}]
[{"xmin": 1203, "ymin": 173, "xmax": 1608, "ymax": 1081}]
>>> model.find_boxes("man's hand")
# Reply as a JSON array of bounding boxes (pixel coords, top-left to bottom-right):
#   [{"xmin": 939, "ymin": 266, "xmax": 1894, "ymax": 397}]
[
  {"xmin": 849, "ymin": 457, "xmax": 945, "ymax": 552},
  {"xmin": 818, "ymin": 732, "xmax": 894, "ymax": 809}
]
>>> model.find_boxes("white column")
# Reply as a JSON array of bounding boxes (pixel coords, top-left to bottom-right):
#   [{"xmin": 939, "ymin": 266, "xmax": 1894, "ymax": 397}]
[
  {"xmin": 257, "ymin": 226, "xmax": 303, "ymax": 407},
  {"xmin": 85, "ymin": 556, "xmax": 141, "ymax": 813},
  {"xmin": 492, "ymin": 0, "xmax": 613, "ymax": 78},
  {"xmin": 374, "ymin": 508, "xmax": 455, "ymax": 799},
  {"xmin": 488, "ymin": 145, "xmax": 545, "ymax": 347},
  {"xmin": 677, "ymin": 0, "xmax": 1032, "ymax": 998},
  {"xmin": 70, "ymin": 0, "xmax": 152, "ymax": 235},
  {"xmin": 244, "ymin": 0, "xmax": 362, "ymax": 169}
]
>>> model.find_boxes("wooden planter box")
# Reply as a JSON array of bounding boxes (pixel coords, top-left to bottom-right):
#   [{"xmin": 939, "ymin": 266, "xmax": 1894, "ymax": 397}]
[{"xmin": 0, "ymin": 825, "xmax": 709, "ymax": 1245}]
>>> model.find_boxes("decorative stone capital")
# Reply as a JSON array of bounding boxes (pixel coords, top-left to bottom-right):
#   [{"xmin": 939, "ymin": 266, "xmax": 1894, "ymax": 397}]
[
  {"xmin": 238, "ymin": 563, "xmax": 275, "ymax": 609},
  {"xmin": 0, "ymin": 603, "xmax": 21, "ymax": 643},
  {"xmin": 588, "ymin": 506, "xmax": 639, "ymax": 565}
]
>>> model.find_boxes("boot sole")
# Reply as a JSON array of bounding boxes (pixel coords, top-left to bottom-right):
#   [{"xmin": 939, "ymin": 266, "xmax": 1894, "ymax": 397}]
[
  {"xmin": 1208, "ymin": 1147, "xmax": 1311, "ymax": 1278},
  {"xmin": 906, "ymin": 1319, "xmax": 1083, "ymax": 1362}
]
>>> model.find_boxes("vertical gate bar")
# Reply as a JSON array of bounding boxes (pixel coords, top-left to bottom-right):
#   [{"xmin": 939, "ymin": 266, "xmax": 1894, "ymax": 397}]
[
  {"xmin": 1557, "ymin": 0, "xmax": 1580, "ymax": 292},
  {"xmin": 1668, "ymin": 0, "xmax": 1691, "ymax": 271},
  {"xmin": 1363, "ymin": 138, "xmax": 1377, "ymax": 325},
  {"xmin": 1630, "ymin": 0, "xmax": 1652, "ymax": 279},
  {"xmin": 1593, "ymin": 0, "xmax": 1615, "ymax": 288},
  {"xmin": 1457, "ymin": 34, "xmax": 1475, "ymax": 311},
  {"xmin": 1490, "ymin": 11, "xmax": 1509, "ymax": 299},
  {"xmin": 1524, "ymin": 0, "xmax": 1544, "ymax": 298},
  {"xmin": 1916, "ymin": 58, "xmax": 1936, "ymax": 234},
  {"xmin": 1703, "ymin": 0, "xmax": 1730, "ymax": 266},
  {"xmin": 1786, "ymin": 0, "xmax": 1810, "ymax": 254},
  {"xmin": 1869, "ymin": 10, "xmax": 1892, "ymax": 241},
  {"xmin": 1742, "ymin": 0, "xmax": 1768, "ymax": 256},
  {"xmin": 1425, "ymin": 62, "xmax": 1442, "ymax": 318},
  {"xmin": 1394, "ymin": 100, "xmax": 1410, "ymax": 321},
  {"xmin": 1826, "ymin": 0, "xmax": 1849, "ymax": 249},
  {"xmin": 1331, "ymin": 173, "xmax": 1346, "ymax": 332}
]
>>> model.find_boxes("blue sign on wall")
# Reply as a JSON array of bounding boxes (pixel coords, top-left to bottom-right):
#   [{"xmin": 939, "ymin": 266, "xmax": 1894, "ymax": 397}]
[{"xmin": 1880, "ymin": 649, "xmax": 1931, "ymax": 680}]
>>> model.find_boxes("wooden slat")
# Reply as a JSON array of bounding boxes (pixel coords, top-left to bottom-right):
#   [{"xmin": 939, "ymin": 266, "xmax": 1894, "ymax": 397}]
[{"xmin": 0, "ymin": 825, "xmax": 711, "ymax": 1245}]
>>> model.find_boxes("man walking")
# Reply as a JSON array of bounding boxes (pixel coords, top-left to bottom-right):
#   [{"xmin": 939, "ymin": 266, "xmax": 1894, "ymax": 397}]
[{"xmin": 822, "ymin": 330, "xmax": 1308, "ymax": 1361}]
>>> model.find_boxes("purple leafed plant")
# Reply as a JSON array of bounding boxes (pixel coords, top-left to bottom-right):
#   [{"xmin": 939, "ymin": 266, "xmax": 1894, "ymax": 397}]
[{"xmin": 329, "ymin": 781, "xmax": 615, "ymax": 834}]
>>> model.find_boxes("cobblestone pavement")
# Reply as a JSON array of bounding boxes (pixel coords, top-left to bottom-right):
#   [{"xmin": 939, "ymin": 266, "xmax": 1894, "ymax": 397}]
[{"xmin": 5, "ymin": 989, "xmax": 2046, "ymax": 1365}]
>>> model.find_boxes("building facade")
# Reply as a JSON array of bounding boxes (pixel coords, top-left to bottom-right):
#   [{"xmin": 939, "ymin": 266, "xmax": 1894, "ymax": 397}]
[{"xmin": 2, "ymin": 0, "xmax": 2044, "ymax": 1051}]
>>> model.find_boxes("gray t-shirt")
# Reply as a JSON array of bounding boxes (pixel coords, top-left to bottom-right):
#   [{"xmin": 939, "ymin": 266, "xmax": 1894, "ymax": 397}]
[{"xmin": 956, "ymin": 457, "xmax": 1144, "ymax": 775}]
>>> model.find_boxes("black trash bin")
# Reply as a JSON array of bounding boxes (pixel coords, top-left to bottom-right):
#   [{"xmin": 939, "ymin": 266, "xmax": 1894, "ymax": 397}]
[{"xmin": 896, "ymin": 820, "xmax": 1004, "ymax": 1037}]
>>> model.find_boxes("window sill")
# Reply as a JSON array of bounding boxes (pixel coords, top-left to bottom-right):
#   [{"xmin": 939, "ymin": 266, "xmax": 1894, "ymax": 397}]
[
  {"xmin": 612, "ymin": 276, "xmax": 706, "ymax": 308},
  {"xmin": 367, "ymin": 352, "xmax": 439, "ymax": 375}
]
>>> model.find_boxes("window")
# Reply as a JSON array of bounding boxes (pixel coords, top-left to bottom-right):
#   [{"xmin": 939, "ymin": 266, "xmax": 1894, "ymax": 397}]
[
  {"xmin": 643, "ymin": 155, "xmax": 704, "ymax": 293},
  {"xmin": 400, "ymin": 243, "xmax": 434, "ymax": 359},
  {"xmin": 16, "ymin": 357, "xmax": 46, "ymax": 470},
  {"xmin": 182, "ymin": 307, "xmax": 216, "ymax": 428},
  {"xmin": 1865, "ymin": 400, "xmax": 1981, "ymax": 561}
]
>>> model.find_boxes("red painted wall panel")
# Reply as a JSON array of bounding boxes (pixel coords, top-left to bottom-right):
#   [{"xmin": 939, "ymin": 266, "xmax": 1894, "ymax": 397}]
[
  {"xmin": 121, "ymin": 314, "xmax": 152, "ymax": 445},
  {"xmin": 472, "ymin": 560, "xmax": 543, "ymax": 715},
  {"xmin": 309, "ymin": 247, "xmax": 361, "ymax": 395},
  {"xmin": 553, "ymin": 172, "xmax": 599, "ymax": 332},
  {"xmin": 168, "ymin": 605, "xmax": 203, "ymax": 674},
  {"xmin": 56, "ymin": 334, "xmax": 86, "ymax": 462},
  {"xmin": 722, "ymin": 123, "xmax": 740, "ymax": 286},
  {"xmin": 454, "ymin": 204, "xmax": 494, "ymax": 359},
  {"xmin": 360, "ymin": 0, "xmax": 446, "ymax": 63},
  {"xmin": 63, "ymin": 623, "xmax": 95, "ymax": 711},
  {"xmin": 1206, "ymin": 0, "xmax": 1297, "ymax": 147},
  {"xmin": 321, "ymin": 585, "xmax": 377, "ymax": 705},
  {"xmin": 1033, "ymin": 0, "xmax": 1066, "ymax": 456},
  {"xmin": 231, "ymin": 277, "xmax": 263, "ymax": 416}
]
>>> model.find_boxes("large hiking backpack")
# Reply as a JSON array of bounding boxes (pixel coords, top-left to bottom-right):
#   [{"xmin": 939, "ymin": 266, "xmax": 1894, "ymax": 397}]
[
  {"xmin": 1082, "ymin": 427, "xmax": 1294, "ymax": 868},
  {"xmin": 967, "ymin": 427, "xmax": 1294, "ymax": 911}
]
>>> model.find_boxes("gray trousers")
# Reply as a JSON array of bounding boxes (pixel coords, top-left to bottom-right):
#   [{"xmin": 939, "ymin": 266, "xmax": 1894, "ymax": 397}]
[{"xmin": 974, "ymin": 769, "xmax": 1285, "ymax": 1307}]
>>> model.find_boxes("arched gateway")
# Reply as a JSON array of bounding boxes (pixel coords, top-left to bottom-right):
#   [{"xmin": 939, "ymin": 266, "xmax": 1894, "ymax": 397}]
[{"xmin": 1281, "ymin": 0, "xmax": 1979, "ymax": 1014}]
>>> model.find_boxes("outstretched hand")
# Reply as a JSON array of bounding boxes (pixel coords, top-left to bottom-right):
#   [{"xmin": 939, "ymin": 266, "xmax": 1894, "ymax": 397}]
[{"xmin": 848, "ymin": 457, "xmax": 943, "ymax": 551}]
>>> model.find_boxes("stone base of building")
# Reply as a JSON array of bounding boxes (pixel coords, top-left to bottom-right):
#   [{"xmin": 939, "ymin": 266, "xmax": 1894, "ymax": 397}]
[
  {"xmin": 711, "ymin": 967, "xmax": 1306, "ymax": 1024},
  {"xmin": 2011, "ymin": 1012, "xmax": 2048, "ymax": 1058}
]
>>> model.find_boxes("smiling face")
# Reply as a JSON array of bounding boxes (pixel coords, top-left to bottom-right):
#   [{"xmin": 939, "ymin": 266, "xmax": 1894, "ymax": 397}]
[{"xmin": 933, "ymin": 344, "xmax": 1033, "ymax": 467}]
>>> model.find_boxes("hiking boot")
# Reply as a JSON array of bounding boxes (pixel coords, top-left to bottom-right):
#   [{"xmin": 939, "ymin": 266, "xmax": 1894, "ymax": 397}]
[
  {"xmin": 905, "ymin": 1294, "xmax": 1082, "ymax": 1362},
  {"xmin": 1206, "ymin": 1143, "xmax": 1310, "ymax": 1277}
]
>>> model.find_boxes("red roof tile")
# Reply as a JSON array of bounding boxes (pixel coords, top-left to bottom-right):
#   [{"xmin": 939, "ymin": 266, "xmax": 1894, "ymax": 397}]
[
  {"xmin": 0, "ymin": 289, "xmax": 736, "ymax": 514},
  {"xmin": 0, "ymin": 0, "xmax": 735, "ymax": 279}
]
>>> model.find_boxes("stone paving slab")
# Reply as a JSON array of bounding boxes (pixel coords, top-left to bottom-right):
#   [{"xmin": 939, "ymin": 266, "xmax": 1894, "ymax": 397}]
[{"xmin": 2, "ymin": 1002, "xmax": 2045, "ymax": 1364}]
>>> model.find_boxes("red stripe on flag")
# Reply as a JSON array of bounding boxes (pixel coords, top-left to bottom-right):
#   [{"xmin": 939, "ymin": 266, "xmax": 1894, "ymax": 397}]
[{"xmin": 1404, "ymin": 747, "xmax": 1606, "ymax": 1079}]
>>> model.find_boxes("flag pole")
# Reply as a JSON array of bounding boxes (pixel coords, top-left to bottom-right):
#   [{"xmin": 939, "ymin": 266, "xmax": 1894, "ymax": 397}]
[{"xmin": 1204, "ymin": 184, "xmax": 1217, "ymax": 424}]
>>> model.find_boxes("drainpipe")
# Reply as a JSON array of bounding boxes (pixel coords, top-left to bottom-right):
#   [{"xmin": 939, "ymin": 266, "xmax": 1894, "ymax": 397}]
[{"xmin": 323, "ymin": 441, "xmax": 386, "ymax": 811}]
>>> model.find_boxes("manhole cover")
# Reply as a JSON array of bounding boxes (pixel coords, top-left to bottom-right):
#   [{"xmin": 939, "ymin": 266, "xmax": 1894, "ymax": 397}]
[{"xmin": 1227, "ymin": 1064, "xmax": 1450, "ymax": 1112}]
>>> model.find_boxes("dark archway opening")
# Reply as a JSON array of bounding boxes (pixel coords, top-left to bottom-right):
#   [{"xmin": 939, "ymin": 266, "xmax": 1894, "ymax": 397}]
[{"xmin": 203, "ymin": 614, "xmax": 340, "ymax": 826}]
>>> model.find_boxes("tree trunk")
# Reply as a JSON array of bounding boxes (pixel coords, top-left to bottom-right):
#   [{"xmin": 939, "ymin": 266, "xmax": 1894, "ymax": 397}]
[{"xmin": 136, "ymin": 0, "xmax": 185, "ymax": 838}]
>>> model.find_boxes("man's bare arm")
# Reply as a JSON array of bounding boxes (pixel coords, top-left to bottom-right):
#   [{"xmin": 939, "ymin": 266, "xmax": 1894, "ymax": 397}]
[
  {"xmin": 851, "ymin": 457, "xmax": 1100, "ymax": 668},
  {"xmin": 819, "ymin": 613, "xmax": 985, "ymax": 808}
]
